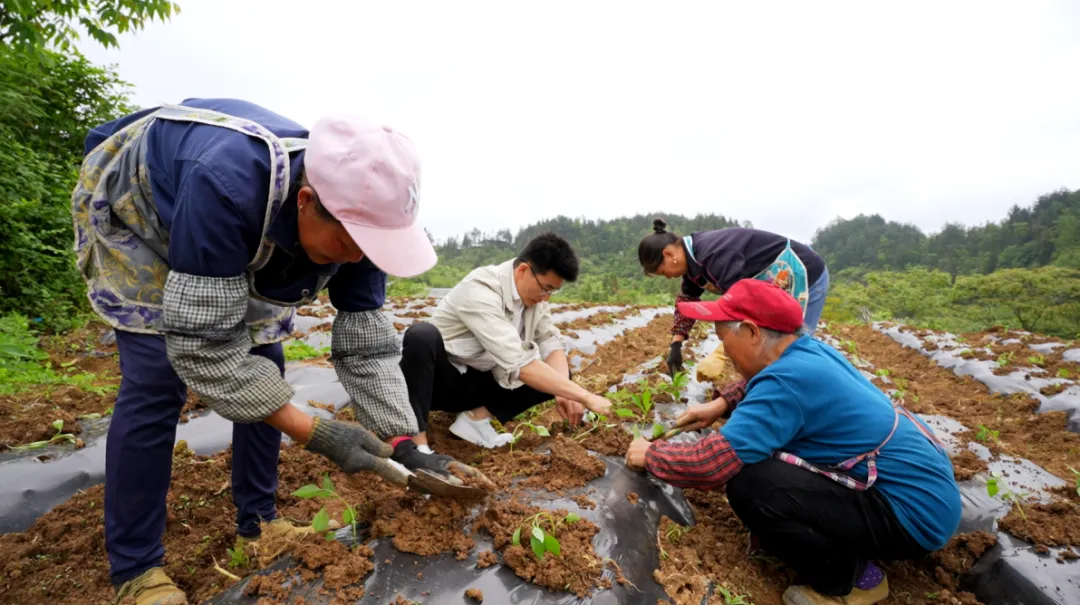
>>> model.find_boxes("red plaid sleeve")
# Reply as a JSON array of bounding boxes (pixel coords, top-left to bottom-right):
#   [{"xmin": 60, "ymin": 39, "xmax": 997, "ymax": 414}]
[
  {"xmin": 645, "ymin": 432, "xmax": 744, "ymax": 490},
  {"xmin": 714, "ymin": 379, "xmax": 747, "ymax": 419},
  {"xmin": 671, "ymin": 293, "xmax": 699, "ymax": 337}
]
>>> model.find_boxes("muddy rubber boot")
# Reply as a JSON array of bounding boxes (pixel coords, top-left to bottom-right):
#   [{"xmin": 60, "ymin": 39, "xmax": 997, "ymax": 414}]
[
  {"xmin": 782, "ymin": 577, "xmax": 889, "ymax": 605},
  {"xmin": 112, "ymin": 567, "xmax": 188, "ymax": 605}
]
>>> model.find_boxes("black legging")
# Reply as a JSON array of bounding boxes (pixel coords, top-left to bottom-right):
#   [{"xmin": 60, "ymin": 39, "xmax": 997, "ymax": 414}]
[
  {"xmin": 399, "ymin": 322, "xmax": 558, "ymax": 432},
  {"xmin": 726, "ymin": 458, "xmax": 929, "ymax": 596}
]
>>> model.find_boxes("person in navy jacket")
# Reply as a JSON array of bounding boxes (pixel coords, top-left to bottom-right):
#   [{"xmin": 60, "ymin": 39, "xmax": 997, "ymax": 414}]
[
  {"xmin": 625, "ymin": 280, "xmax": 960, "ymax": 605},
  {"xmin": 74, "ymin": 99, "xmax": 479, "ymax": 605},
  {"xmin": 638, "ymin": 218, "xmax": 830, "ymax": 376}
]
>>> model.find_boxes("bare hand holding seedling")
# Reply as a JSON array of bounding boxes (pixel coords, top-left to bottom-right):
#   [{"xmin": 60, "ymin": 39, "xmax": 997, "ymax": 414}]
[{"xmin": 674, "ymin": 398, "xmax": 728, "ymax": 432}]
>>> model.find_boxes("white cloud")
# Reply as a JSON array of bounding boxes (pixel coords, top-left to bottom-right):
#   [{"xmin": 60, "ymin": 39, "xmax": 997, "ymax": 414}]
[{"xmin": 80, "ymin": 0, "xmax": 1080, "ymax": 243}]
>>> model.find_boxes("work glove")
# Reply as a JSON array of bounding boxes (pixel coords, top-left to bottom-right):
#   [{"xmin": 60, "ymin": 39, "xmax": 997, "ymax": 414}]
[
  {"xmin": 666, "ymin": 341, "xmax": 684, "ymax": 377},
  {"xmin": 306, "ymin": 418, "xmax": 409, "ymax": 487},
  {"xmin": 391, "ymin": 439, "xmax": 489, "ymax": 486}
]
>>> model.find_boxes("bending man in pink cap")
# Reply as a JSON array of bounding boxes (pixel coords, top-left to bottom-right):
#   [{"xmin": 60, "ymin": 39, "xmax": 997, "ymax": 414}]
[
  {"xmin": 74, "ymin": 98, "xmax": 475, "ymax": 605},
  {"xmin": 624, "ymin": 280, "xmax": 960, "ymax": 605}
]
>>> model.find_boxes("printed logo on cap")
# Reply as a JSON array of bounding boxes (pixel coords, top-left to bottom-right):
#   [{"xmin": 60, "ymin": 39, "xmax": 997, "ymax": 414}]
[
  {"xmin": 404, "ymin": 184, "xmax": 419, "ymax": 217},
  {"xmin": 691, "ymin": 302, "xmax": 711, "ymax": 315}
]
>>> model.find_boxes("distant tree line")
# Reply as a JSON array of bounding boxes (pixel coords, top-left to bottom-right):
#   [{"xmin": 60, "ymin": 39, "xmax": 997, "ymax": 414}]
[{"xmin": 811, "ymin": 189, "xmax": 1080, "ymax": 277}]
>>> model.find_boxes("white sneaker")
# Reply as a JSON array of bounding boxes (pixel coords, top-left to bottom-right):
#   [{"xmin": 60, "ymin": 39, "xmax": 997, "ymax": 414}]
[
  {"xmin": 449, "ymin": 412, "xmax": 514, "ymax": 448},
  {"xmin": 417, "ymin": 444, "xmax": 434, "ymax": 455}
]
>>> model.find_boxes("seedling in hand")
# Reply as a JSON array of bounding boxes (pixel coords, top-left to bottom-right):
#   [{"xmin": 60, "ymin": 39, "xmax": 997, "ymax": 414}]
[
  {"xmin": 292, "ymin": 474, "xmax": 360, "ymax": 541},
  {"xmin": 986, "ymin": 473, "xmax": 1027, "ymax": 521},
  {"xmin": 511, "ymin": 511, "xmax": 581, "ymax": 560},
  {"xmin": 509, "ymin": 421, "xmax": 550, "ymax": 452},
  {"xmin": 10, "ymin": 419, "xmax": 77, "ymax": 450}
]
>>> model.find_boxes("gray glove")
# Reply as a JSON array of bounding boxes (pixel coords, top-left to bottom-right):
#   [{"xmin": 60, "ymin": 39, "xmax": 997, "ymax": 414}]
[{"xmin": 306, "ymin": 418, "xmax": 409, "ymax": 486}]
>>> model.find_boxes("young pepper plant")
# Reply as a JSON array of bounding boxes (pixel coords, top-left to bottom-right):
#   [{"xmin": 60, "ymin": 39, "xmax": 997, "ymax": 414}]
[
  {"xmin": 511, "ymin": 511, "xmax": 581, "ymax": 560},
  {"xmin": 986, "ymin": 473, "xmax": 1027, "ymax": 521},
  {"xmin": 292, "ymin": 474, "xmax": 360, "ymax": 540},
  {"xmin": 509, "ymin": 421, "xmax": 550, "ymax": 452}
]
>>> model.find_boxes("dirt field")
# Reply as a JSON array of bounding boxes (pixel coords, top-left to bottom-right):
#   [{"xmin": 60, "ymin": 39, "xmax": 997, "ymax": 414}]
[{"xmin": 2, "ymin": 302, "xmax": 1077, "ymax": 604}]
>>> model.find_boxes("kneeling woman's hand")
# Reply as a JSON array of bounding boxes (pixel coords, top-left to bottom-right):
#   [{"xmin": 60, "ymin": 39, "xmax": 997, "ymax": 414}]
[{"xmin": 625, "ymin": 437, "xmax": 650, "ymax": 471}]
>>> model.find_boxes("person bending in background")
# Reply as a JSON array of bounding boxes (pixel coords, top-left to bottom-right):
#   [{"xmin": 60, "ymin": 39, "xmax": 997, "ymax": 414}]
[
  {"xmin": 638, "ymin": 217, "xmax": 830, "ymax": 371},
  {"xmin": 396, "ymin": 233, "xmax": 613, "ymax": 450},
  {"xmin": 625, "ymin": 279, "xmax": 960, "ymax": 605},
  {"xmin": 638, "ymin": 217, "xmax": 831, "ymax": 433}
]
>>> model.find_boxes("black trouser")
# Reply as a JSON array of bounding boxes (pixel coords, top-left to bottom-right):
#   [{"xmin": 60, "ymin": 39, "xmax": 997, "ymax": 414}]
[
  {"xmin": 726, "ymin": 459, "xmax": 929, "ymax": 596},
  {"xmin": 400, "ymin": 322, "xmax": 558, "ymax": 433}
]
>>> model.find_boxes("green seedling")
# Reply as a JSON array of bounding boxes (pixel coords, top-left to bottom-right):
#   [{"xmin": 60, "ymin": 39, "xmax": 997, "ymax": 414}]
[
  {"xmin": 509, "ymin": 421, "xmax": 550, "ymax": 452},
  {"xmin": 10, "ymin": 419, "xmax": 77, "ymax": 450},
  {"xmin": 226, "ymin": 536, "xmax": 249, "ymax": 568},
  {"xmin": 974, "ymin": 424, "xmax": 999, "ymax": 444},
  {"xmin": 511, "ymin": 511, "xmax": 581, "ymax": 560},
  {"xmin": 283, "ymin": 340, "xmax": 330, "ymax": 361},
  {"xmin": 292, "ymin": 474, "xmax": 360, "ymax": 541},
  {"xmin": 651, "ymin": 423, "xmax": 667, "ymax": 440},
  {"xmin": 1067, "ymin": 466, "xmax": 1080, "ymax": 498},
  {"xmin": 715, "ymin": 584, "xmax": 756, "ymax": 605},
  {"xmin": 628, "ymin": 379, "xmax": 655, "ymax": 418},
  {"xmin": 665, "ymin": 524, "xmax": 691, "ymax": 544},
  {"xmin": 657, "ymin": 371, "xmax": 690, "ymax": 401},
  {"xmin": 1028, "ymin": 355, "xmax": 1046, "ymax": 367},
  {"xmin": 573, "ymin": 412, "xmax": 616, "ymax": 442},
  {"xmin": 1058, "ymin": 368, "xmax": 1071, "ymax": 379},
  {"xmin": 986, "ymin": 473, "xmax": 1027, "ymax": 521},
  {"xmin": 843, "ymin": 340, "xmax": 858, "ymax": 355},
  {"xmin": 996, "ymin": 352, "xmax": 1014, "ymax": 368},
  {"xmin": 874, "ymin": 368, "xmax": 891, "ymax": 378}
]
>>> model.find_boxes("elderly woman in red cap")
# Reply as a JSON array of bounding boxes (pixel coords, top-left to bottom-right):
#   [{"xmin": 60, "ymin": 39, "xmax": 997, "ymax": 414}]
[{"xmin": 625, "ymin": 279, "xmax": 960, "ymax": 605}]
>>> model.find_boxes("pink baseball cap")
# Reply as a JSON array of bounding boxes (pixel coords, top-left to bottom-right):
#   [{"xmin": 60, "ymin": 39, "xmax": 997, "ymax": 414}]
[{"xmin": 305, "ymin": 116, "xmax": 436, "ymax": 278}]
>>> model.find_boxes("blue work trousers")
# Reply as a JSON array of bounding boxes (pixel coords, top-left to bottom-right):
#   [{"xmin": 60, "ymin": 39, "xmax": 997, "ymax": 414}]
[{"xmin": 105, "ymin": 330, "xmax": 284, "ymax": 585}]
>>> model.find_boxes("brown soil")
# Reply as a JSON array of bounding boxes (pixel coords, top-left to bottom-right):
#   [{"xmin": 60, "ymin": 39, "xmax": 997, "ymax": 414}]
[
  {"xmin": 829, "ymin": 324, "xmax": 1080, "ymax": 483},
  {"xmin": 297, "ymin": 306, "xmax": 333, "ymax": 318},
  {"xmin": 573, "ymin": 314, "xmax": 676, "ymax": 393},
  {"xmin": 571, "ymin": 494, "xmax": 596, "ymax": 509},
  {"xmin": 476, "ymin": 550, "xmax": 498, "ymax": 568},
  {"xmin": 0, "ymin": 441, "xmax": 406, "ymax": 605},
  {"xmin": 0, "ymin": 321, "xmax": 119, "ymax": 449},
  {"xmin": 626, "ymin": 492, "xmax": 639, "ymax": 505},
  {"xmin": 1041, "ymin": 383, "xmax": 1070, "ymax": 397},
  {"xmin": 519, "ymin": 435, "xmax": 606, "ymax": 491},
  {"xmin": 998, "ymin": 499, "xmax": 1080, "ymax": 548},
  {"xmin": 951, "ymin": 449, "xmax": 989, "ymax": 481},
  {"xmin": 398, "ymin": 310, "xmax": 430, "ymax": 319},
  {"xmin": 475, "ymin": 498, "xmax": 609, "ymax": 598},
  {"xmin": 554, "ymin": 306, "xmax": 642, "ymax": 332},
  {"xmin": 370, "ymin": 494, "xmax": 475, "ymax": 559},
  {"xmin": 465, "ymin": 587, "xmax": 484, "ymax": 601},
  {"xmin": 957, "ymin": 336, "xmax": 1080, "ymax": 379}
]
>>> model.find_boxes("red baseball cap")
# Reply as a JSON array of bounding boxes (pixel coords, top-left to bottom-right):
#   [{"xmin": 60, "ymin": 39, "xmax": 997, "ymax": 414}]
[{"xmin": 676, "ymin": 279, "xmax": 803, "ymax": 333}]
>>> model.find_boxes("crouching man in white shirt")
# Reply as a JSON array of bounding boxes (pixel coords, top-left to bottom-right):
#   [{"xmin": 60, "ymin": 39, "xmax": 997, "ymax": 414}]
[{"xmin": 396, "ymin": 232, "xmax": 613, "ymax": 450}]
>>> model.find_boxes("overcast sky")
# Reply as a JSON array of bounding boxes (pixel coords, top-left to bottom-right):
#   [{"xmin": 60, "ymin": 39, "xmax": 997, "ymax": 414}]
[{"xmin": 80, "ymin": 1, "xmax": 1080, "ymax": 244}]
